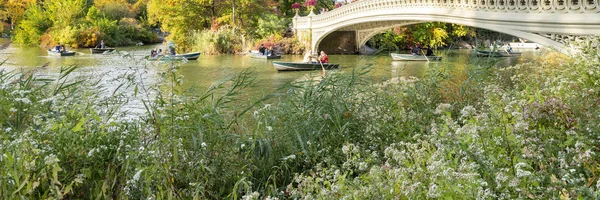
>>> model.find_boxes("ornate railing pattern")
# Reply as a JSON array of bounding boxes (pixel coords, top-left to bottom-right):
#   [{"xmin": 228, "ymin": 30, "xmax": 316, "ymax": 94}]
[{"xmin": 295, "ymin": 0, "xmax": 600, "ymax": 28}]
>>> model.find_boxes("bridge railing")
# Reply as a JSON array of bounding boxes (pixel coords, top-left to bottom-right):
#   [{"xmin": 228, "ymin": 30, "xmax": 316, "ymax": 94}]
[{"xmin": 295, "ymin": 0, "xmax": 599, "ymax": 28}]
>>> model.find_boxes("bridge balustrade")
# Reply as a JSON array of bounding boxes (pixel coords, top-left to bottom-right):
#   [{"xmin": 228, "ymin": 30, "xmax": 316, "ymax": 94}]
[{"xmin": 300, "ymin": 0, "xmax": 599, "ymax": 27}]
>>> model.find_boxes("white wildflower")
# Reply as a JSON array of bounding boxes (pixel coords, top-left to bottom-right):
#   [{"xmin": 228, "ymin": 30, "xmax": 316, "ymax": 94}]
[
  {"xmin": 201, "ymin": 142, "xmax": 207, "ymax": 148},
  {"xmin": 44, "ymin": 154, "xmax": 59, "ymax": 165},
  {"xmin": 427, "ymin": 183, "xmax": 440, "ymax": 198},
  {"xmin": 282, "ymin": 154, "xmax": 296, "ymax": 161},
  {"xmin": 265, "ymin": 196, "xmax": 279, "ymax": 200},
  {"xmin": 74, "ymin": 174, "xmax": 85, "ymax": 184},
  {"xmin": 241, "ymin": 191, "xmax": 260, "ymax": 200},
  {"xmin": 434, "ymin": 103, "xmax": 451, "ymax": 114},
  {"xmin": 460, "ymin": 105, "xmax": 476, "ymax": 118},
  {"xmin": 133, "ymin": 169, "xmax": 144, "ymax": 182},
  {"xmin": 266, "ymin": 126, "xmax": 273, "ymax": 131},
  {"xmin": 87, "ymin": 148, "xmax": 97, "ymax": 157},
  {"xmin": 515, "ymin": 163, "xmax": 531, "ymax": 177}
]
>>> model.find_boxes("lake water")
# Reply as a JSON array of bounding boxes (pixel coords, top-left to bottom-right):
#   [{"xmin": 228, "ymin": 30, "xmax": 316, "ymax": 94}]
[{"xmin": 0, "ymin": 38, "xmax": 541, "ymax": 114}]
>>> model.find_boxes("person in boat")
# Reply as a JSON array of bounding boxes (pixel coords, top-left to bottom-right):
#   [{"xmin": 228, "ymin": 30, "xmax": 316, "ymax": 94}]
[
  {"xmin": 151, "ymin": 49, "xmax": 157, "ymax": 57},
  {"xmin": 319, "ymin": 51, "xmax": 329, "ymax": 64},
  {"xmin": 158, "ymin": 49, "xmax": 163, "ymax": 56},
  {"xmin": 303, "ymin": 50, "xmax": 316, "ymax": 63},
  {"xmin": 60, "ymin": 44, "xmax": 66, "ymax": 53},
  {"xmin": 55, "ymin": 43, "xmax": 61, "ymax": 52},
  {"xmin": 411, "ymin": 45, "xmax": 421, "ymax": 55},
  {"xmin": 504, "ymin": 44, "xmax": 513, "ymax": 53},
  {"xmin": 424, "ymin": 45, "xmax": 434, "ymax": 56},
  {"xmin": 169, "ymin": 46, "xmax": 176, "ymax": 55},
  {"xmin": 267, "ymin": 46, "xmax": 274, "ymax": 56},
  {"xmin": 96, "ymin": 40, "xmax": 105, "ymax": 49},
  {"xmin": 258, "ymin": 44, "xmax": 266, "ymax": 55}
]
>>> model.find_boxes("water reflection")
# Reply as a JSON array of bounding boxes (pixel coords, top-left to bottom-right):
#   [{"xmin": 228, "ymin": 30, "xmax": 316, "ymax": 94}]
[{"xmin": 0, "ymin": 38, "xmax": 541, "ymax": 98}]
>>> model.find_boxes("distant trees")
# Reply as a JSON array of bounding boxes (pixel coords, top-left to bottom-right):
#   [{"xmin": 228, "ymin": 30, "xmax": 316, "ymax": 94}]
[
  {"xmin": 13, "ymin": 0, "xmax": 157, "ymax": 47},
  {"xmin": 368, "ymin": 23, "xmax": 476, "ymax": 50}
]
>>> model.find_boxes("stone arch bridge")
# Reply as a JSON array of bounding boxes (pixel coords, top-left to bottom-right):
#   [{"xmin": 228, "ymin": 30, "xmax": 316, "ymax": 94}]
[{"xmin": 292, "ymin": 0, "xmax": 600, "ymax": 54}]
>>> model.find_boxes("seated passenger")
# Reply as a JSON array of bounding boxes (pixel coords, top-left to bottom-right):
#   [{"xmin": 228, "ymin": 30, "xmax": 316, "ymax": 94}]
[
  {"xmin": 319, "ymin": 51, "xmax": 328, "ymax": 64},
  {"xmin": 424, "ymin": 45, "xmax": 434, "ymax": 56}
]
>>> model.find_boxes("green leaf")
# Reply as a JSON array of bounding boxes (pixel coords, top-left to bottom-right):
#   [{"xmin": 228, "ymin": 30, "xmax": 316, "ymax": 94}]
[{"xmin": 71, "ymin": 117, "xmax": 86, "ymax": 132}]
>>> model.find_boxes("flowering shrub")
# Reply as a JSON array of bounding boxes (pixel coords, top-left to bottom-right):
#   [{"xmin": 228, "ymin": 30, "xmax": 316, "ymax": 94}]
[
  {"xmin": 291, "ymin": 2, "xmax": 301, "ymax": 13},
  {"xmin": 304, "ymin": 0, "xmax": 317, "ymax": 11}
]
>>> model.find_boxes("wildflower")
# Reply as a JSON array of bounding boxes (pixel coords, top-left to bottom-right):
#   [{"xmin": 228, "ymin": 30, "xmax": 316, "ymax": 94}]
[
  {"xmin": 74, "ymin": 174, "xmax": 85, "ymax": 184},
  {"xmin": 133, "ymin": 169, "xmax": 144, "ymax": 182},
  {"xmin": 266, "ymin": 126, "xmax": 273, "ymax": 131},
  {"xmin": 201, "ymin": 142, "xmax": 207, "ymax": 148},
  {"xmin": 460, "ymin": 105, "xmax": 476, "ymax": 118},
  {"xmin": 283, "ymin": 154, "xmax": 296, "ymax": 161},
  {"xmin": 515, "ymin": 163, "xmax": 531, "ymax": 177},
  {"xmin": 44, "ymin": 154, "xmax": 59, "ymax": 165},
  {"xmin": 427, "ymin": 183, "xmax": 440, "ymax": 198},
  {"xmin": 434, "ymin": 103, "xmax": 451, "ymax": 114},
  {"xmin": 241, "ymin": 191, "xmax": 260, "ymax": 200}
]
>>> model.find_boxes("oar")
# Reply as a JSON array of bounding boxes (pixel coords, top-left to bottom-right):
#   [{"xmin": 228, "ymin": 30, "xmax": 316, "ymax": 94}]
[
  {"xmin": 319, "ymin": 58, "xmax": 326, "ymax": 78},
  {"xmin": 421, "ymin": 50, "xmax": 430, "ymax": 62}
]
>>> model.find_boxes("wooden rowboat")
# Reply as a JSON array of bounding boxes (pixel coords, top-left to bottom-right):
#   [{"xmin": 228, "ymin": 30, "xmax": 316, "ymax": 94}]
[
  {"xmin": 47, "ymin": 50, "xmax": 76, "ymax": 56},
  {"xmin": 144, "ymin": 55, "xmax": 186, "ymax": 61},
  {"xmin": 249, "ymin": 52, "xmax": 281, "ymax": 59},
  {"xmin": 273, "ymin": 61, "xmax": 339, "ymax": 71},
  {"xmin": 390, "ymin": 53, "xmax": 442, "ymax": 61},
  {"xmin": 473, "ymin": 50, "xmax": 521, "ymax": 57},
  {"xmin": 90, "ymin": 48, "xmax": 115, "ymax": 54},
  {"xmin": 171, "ymin": 52, "xmax": 201, "ymax": 60}
]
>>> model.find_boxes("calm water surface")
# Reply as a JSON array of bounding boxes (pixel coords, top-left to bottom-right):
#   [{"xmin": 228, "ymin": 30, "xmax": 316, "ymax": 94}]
[{"xmin": 0, "ymin": 38, "xmax": 541, "ymax": 101}]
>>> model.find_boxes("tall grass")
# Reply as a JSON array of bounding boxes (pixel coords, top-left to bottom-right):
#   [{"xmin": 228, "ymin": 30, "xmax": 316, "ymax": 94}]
[{"xmin": 1, "ymin": 39, "xmax": 599, "ymax": 199}]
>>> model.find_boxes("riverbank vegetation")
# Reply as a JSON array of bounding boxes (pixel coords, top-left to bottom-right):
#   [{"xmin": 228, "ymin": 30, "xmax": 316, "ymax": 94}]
[
  {"xmin": 8, "ymin": 0, "xmax": 158, "ymax": 48},
  {"xmin": 1, "ymin": 39, "xmax": 599, "ymax": 198}
]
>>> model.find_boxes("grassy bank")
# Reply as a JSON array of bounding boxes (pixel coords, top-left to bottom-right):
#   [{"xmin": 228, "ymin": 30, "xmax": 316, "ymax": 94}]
[{"xmin": 1, "ymin": 43, "xmax": 599, "ymax": 199}]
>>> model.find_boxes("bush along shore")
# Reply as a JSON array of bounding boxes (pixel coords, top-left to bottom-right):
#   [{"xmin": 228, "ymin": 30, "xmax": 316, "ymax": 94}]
[{"xmin": 1, "ymin": 40, "xmax": 600, "ymax": 199}]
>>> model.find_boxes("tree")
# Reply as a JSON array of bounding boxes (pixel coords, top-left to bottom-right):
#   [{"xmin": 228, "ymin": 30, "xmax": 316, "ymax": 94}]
[{"xmin": 0, "ymin": 0, "xmax": 36, "ymax": 31}]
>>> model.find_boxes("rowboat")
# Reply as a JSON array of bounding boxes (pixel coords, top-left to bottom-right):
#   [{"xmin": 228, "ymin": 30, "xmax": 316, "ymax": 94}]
[
  {"xmin": 273, "ymin": 61, "xmax": 339, "ymax": 71},
  {"xmin": 390, "ymin": 53, "xmax": 442, "ymax": 61},
  {"xmin": 90, "ymin": 48, "xmax": 115, "ymax": 54},
  {"xmin": 473, "ymin": 50, "xmax": 520, "ymax": 57},
  {"xmin": 144, "ymin": 55, "xmax": 186, "ymax": 61},
  {"xmin": 47, "ymin": 50, "xmax": 76, "ymax": 56},
  {"xmin": 171, "ymin": 52, "xmax": 201, "ymax": 60},
  {"xmin": 249, "ymin": 52, "xmax": 281, "ymax": 59}
]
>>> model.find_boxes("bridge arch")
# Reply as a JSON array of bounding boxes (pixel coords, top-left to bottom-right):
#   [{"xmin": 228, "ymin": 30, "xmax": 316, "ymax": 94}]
[
  {"xmin": 293, "ymin": 0, "xmax": 600, "ymax": 54},
  {"xmin": 312, "ymin": 17, "xmax": 563, "ymax": 53}
]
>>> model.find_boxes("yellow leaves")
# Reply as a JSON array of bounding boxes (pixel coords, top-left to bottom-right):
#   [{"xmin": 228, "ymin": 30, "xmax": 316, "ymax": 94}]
[{"xmin": 559, "ymin": 188, "xmax": 570, "ymax": 200}]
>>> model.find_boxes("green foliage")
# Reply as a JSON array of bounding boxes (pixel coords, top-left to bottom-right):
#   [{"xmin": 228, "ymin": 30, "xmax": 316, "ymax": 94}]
[
  {"xmin": 14, "ymin": 0, "xmax": 155, "ymax": 47},
  {"xmin": 13, "ymin": 4, "xmax": 52, "ymax": 45},
  {"xmin": 191, "ymin": 25, "xmax": 248, "ymax": 54},
  {"xmin": 3, "ymin": 36, "xmax": 600, "ymax": 199},
  {"xmin": 255, "ymin": 14, "xmax": 289, "ymax": 38}
]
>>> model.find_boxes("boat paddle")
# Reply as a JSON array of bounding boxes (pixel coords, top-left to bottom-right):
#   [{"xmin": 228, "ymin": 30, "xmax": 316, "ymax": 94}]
[
  {"xmin": 318, "ymin": 59, "xmax": 326, "ymax": 77},
  {"xmin": 421, "ymin": 50, "xmax": 430, "ymax": 62}
]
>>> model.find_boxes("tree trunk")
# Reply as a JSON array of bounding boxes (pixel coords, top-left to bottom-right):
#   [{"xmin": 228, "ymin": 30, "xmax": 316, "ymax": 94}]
[{"xmin": 232, "ymin": 0, "xmax": 235, "ymax": 26}]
